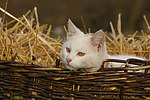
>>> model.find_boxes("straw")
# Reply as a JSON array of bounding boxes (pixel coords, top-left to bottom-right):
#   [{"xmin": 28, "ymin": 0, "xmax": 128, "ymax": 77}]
[{"xmin": 0, "ymin": 7, "xmax": 62, "ymax": 67}]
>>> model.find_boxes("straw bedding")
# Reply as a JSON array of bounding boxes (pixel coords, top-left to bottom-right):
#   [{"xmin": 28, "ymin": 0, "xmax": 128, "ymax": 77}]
[{"xmin": 0, "ymin": 7, "xmax": 150, "ymax": 99}]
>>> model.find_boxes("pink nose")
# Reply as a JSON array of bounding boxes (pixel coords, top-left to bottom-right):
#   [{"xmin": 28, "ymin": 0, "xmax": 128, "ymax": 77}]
[{"xmin": 66, "ymin": 58, "xmax": 72, "ymax": 63}]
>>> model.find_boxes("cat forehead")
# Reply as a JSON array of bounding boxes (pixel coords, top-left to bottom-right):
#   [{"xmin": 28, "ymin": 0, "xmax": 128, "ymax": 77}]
[
  {"xmin": 64, "ymin": 35, "xmax": 91, "ymax": 49},
  {"xmin": 67, "ymin": 33, "xmax": 90, "ymax": 41}
]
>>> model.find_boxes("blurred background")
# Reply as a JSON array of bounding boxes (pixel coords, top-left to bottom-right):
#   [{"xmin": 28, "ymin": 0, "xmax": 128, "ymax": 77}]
[{"xmin": 0, "ymin": 0, "xmax": 150, "ymax": 37}]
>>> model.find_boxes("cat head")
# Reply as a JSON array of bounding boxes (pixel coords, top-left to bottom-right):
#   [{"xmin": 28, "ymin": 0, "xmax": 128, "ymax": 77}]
[{"xmin": 61, "ymin": 19, "xmax": 108, "ymax": 72}]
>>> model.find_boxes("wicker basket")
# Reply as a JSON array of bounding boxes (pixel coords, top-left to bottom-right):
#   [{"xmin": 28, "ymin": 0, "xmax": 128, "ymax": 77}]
[{"xmin": 0, "ymin": 59, "xmax": 150, "ymax": 100}]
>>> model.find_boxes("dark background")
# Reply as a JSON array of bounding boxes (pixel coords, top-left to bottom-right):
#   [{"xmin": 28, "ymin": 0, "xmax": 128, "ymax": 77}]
[{"xmin": 0, "ymin": 0, "xmax": 150, "ymax": 37}]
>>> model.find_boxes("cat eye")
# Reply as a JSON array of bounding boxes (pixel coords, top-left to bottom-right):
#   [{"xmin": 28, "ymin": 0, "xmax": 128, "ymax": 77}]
[
  {"xmin": 66, "ymin": 47, "xmax": 71, "ymax": 53},
  {"xmin": 77, "ymin": 52, "xmax": 85, "ymax": 56}
]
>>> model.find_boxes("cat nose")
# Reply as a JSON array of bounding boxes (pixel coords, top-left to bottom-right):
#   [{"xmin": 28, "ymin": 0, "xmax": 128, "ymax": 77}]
[{"xmin": 66, "ymin": 58, "xmax": 72, "ymax": 63}]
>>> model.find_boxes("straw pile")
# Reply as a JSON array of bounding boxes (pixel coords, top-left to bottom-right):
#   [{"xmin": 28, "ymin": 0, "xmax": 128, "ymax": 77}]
[
  {"xmin": 0, "ymin": 7, "xmax": 62, "ymax": 68},
  {"xmin": 106, "ymin": 14, "xmax": 150, "ymax": 60}
]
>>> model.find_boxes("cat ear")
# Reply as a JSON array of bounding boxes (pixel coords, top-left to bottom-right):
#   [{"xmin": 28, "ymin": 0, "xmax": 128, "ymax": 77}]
[
  {"xmin": 91, "ymin": 30, "xmax": 105, "ymax": 46},
  {"xmin": 67, "ymin": 19, "xmax": 83, "ymax": 39}
]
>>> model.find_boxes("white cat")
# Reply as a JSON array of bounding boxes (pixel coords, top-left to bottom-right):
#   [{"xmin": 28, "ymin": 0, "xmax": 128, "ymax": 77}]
[{"xmin": 61, "ymin": 19, "xmax": 144, "ymax": 72}]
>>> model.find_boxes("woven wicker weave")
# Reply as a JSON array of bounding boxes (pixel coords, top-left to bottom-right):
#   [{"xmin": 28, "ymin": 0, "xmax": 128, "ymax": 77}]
[{"xmin": 0, "ymin": 59, "xmax": 150, "ymax": 100}]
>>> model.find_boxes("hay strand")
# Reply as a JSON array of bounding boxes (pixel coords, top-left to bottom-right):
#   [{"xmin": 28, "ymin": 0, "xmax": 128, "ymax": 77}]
[{"xmin": 0, "ymin": 7, "xmax": 62, "ymax": 67}]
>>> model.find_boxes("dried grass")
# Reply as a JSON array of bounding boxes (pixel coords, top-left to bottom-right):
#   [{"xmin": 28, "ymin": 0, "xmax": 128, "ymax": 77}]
[
  {"xmin": 0, "ymin": 7, "xmax": 62, "ymax": 67},
  {"xmin": 0, "ymin": 7, "xmax": 149, "ymax": 69},
  {"xmin": 106, "ymin": 14, "xmax": 150, "ymax": 60}
]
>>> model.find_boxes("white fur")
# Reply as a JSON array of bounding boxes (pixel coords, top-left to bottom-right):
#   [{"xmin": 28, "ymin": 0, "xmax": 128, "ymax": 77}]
[
  {"xmin": 61, "ymin": 19, "xmax": 145, "ymax": 72},
  {"xmin": 106, "ymin": 55, "xmax": 145, "ymax": 72}
]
